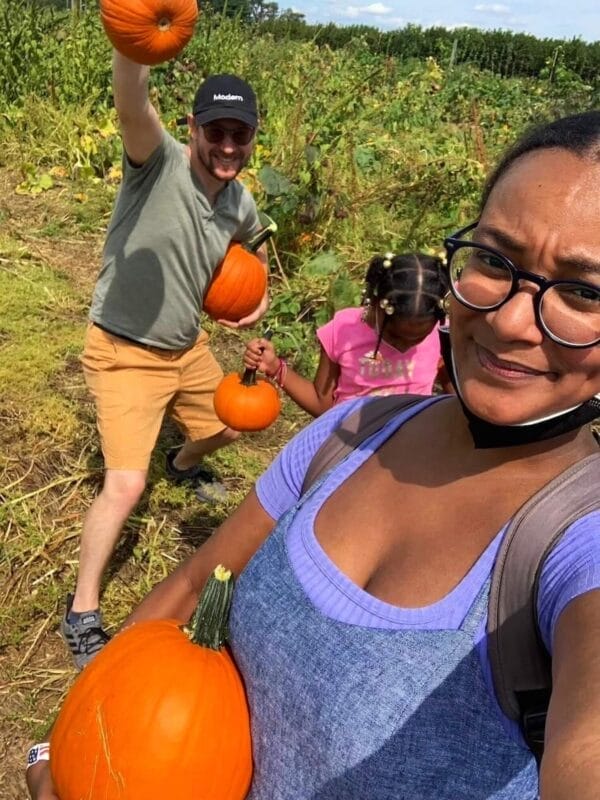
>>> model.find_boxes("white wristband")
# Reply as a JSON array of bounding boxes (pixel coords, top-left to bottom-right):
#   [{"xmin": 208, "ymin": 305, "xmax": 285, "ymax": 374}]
[{"xmin": 26, "ymin": 742, "xmax": 50, "ymax": 770}]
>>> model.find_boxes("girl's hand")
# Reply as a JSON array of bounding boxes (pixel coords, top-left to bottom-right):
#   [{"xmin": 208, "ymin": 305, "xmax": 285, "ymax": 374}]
[{"xmin": 243, "ymin": 338, "xmax": 279, "ymax": 375}]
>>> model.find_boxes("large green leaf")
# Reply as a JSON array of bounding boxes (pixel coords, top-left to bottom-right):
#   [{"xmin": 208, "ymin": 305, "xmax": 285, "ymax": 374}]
[
  {"xmin": 258, "ymin": 165, "xmax": 295, "ymax": 197},
  {"xmin": 330, "ymin": 272, "xmax": 361, "ymax": 311},
  {"xmin": 303, "ymin": 252, "xmax": 343, "ymax": 277}
]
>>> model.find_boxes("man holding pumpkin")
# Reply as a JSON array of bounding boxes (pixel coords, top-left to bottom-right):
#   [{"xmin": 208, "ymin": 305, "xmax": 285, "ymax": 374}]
[{"xmin": 60, "ymin": 49, "xmax": 269, "ymax": 670}]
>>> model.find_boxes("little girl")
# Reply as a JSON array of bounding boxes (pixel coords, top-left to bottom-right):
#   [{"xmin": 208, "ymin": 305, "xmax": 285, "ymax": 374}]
[{"xmin": 244, "ymin": 252, "xmax": 451, "ymax": 417}]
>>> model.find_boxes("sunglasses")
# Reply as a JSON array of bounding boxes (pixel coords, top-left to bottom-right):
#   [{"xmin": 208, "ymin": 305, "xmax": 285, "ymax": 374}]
[{"xmin": 200, "ymin": 123, "xmax": 255, "ymax": 146}]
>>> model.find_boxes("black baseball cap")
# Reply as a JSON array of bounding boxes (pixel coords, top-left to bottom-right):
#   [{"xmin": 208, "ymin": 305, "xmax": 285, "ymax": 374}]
[{"xmin": 192, "ymin": 74, "xmax": 258, "ymax": 128}]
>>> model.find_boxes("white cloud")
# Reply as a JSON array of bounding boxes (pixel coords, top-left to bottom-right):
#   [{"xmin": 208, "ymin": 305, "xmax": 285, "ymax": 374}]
[
  {"xmin": 340, "ymin": 2, "xmax": 392, "ymax": 18},
  {"xmin": 290, "ymin": 0, "xmax": 600, "ymax": 41},
  {"xmin": 365, "ymin": 3, "xmax": 392, "ymax": 14},
  {"xmin": 474, "ymin": 3, "xmax": 511, "ymax": 14},
  {"xmin": 444, "ymin": 22, "xmax": 476, "ymax": 30}
]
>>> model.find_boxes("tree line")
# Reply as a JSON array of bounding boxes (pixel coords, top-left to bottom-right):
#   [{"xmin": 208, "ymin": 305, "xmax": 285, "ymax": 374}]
[{"xmin": 29, "ymin": 0, "xmax": 600, "ymax": 83}]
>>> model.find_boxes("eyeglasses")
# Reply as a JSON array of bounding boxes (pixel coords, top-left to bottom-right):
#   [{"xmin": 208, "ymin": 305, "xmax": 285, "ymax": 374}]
[
  {"xmin": 200, "ymin": 123, "xmax": 255, "ymax": 146},
  {"xmin": 444, "ymin": 221, "xmax": 600, "ymax": 349}
]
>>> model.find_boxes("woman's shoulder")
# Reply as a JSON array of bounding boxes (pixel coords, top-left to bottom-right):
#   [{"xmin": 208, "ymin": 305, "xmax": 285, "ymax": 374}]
[
  {"xmin": 255, "ymin": 397, "xmax": 373, "ymax": 519},
  {"xmin": 280, "ymin": 397, "xmax": 374, "ymax": 458},
  {"xmin": 538, "ymin": 509, "xmax": 600, "ymax": 651}
]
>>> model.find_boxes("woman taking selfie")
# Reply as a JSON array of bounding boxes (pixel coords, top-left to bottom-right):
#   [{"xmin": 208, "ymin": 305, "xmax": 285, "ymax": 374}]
[{"xmin": 29, "ymin": 112, "xmax": 600, "ymax": 799}]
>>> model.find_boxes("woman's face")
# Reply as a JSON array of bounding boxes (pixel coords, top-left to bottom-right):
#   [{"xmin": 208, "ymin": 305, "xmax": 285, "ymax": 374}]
[{"xmin": 450, "ymin": 148, "xmax": 600, "ymax": 425}]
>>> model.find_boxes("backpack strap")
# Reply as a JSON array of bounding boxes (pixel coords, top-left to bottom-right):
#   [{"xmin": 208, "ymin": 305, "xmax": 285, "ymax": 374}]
[
  {"xmin": 488, "ymin": 451, "xmax": 600, "ymax": 763},
  {"xmin": 301, "ymin": 394, "xmax": 429, "ymax": 495}
]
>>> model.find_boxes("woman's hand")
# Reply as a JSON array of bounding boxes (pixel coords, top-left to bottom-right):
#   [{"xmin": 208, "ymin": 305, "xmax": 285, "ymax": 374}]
[
  {"xmin": 26, "ymin": 762, "xmax": 59, "ymax": 800},
  {"xmin": 243, "ymin": 338, "xmax": 279, "ymax": 375}
]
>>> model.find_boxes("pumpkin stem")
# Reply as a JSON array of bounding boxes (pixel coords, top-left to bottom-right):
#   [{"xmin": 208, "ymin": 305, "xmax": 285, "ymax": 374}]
[
  {"xmin": 190, "ymin": 565, "xmax": 235, "ymax": 650},
  {"xmin": 157, "ymin": 17, "xmax": 172, "ymax": 32},
  {"xmin": 241, "ymin": 368, "xmax": 258, "ymax": 387},
  {"xmin": 245, "ymin": 224, "xmax": 276, "ymax": 254}
]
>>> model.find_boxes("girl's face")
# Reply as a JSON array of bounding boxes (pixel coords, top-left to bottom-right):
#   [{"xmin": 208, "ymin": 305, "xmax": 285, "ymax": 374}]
[
  {"xmin": 375, "ymin": 309, "xmax": 438, "ymax": 351},
  {"xmin": 450, "ymin": 148, "xmax": 600, "ymax": 425}
]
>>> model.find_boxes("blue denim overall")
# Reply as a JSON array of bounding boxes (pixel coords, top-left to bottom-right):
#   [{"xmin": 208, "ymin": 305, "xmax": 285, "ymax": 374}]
[{"xmin": 229, "ymin": 480, "xmax": 538, "ymax": 799}]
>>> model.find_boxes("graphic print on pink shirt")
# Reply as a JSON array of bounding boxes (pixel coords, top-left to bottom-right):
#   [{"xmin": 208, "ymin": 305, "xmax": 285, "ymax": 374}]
[{"xmin": 316, "ymin": 307, "xmax": 441, "ymax": 404}]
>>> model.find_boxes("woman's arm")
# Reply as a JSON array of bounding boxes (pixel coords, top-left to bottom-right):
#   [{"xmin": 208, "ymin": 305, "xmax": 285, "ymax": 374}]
[
  {"xmin": 26, "ymin": 762, "xmax": 59, "ymax": 800},
  {"xmin": 26, "ymin": 489, "xmax": 275, "ymax": 798},
  {"xmin": 539, "ymin": 589, "xmax": 600, "ymax": 798}
]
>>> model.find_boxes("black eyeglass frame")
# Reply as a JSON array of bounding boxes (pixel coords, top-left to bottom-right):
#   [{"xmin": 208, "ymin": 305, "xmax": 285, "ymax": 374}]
[{"xmin": 443, "ymin": 220, "xmax": 600, "ymax": 349}]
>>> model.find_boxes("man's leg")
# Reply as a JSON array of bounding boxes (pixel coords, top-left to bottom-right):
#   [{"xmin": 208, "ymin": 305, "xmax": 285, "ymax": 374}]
[
  {"xmin": 65, "ymin": 325, "xmax": 177, "ymax": 667},
  {"xmin": 61, "ymin": 470, "xmax": 147, "ymax": 670},
  {"xmin": 172, "ymin": 427, "xmax": 239, "ymax": 470},
  {"xmin": 167, "ymin": 331, "xmax": 241, "ymax": 499},
  {"xmin": 71, "ymin": 469, "xmax": 147, "ymax": 612}
]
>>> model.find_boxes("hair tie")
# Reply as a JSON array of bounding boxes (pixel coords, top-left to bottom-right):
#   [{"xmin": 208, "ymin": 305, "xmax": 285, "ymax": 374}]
[
  {"xmin": 383, "ymin": 251, "xmax": 394, "ymax": 268},
  {"xmin": 379, "ymin": 298, "xmax": 395, "ymax": 315}
]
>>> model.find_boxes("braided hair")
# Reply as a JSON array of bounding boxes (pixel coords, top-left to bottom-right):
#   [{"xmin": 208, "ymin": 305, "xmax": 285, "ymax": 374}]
[{"xmin": 363, "ymin": 253, "xmax": 449, "ymax": 358}]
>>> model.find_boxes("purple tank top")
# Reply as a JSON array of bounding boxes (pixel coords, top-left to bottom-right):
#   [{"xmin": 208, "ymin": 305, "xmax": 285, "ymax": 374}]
[{"xmin": 255, "ymin": 396, "xmax": 600, "ymax": 741}]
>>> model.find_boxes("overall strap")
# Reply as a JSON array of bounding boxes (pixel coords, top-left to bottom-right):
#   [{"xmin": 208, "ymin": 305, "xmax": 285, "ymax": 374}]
[
  {"xmin": 301, "ymin": 395, "xmax": 428, "ymax": 495},
  {"xmin": 488, "ymin": 451, "xmax": 600, "ymax": 764}
]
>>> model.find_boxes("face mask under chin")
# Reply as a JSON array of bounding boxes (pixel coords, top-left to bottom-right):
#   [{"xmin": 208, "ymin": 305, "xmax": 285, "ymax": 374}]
[{"xmin": 439, "ymin": 328, "xmax": 600, "ymax": 449}]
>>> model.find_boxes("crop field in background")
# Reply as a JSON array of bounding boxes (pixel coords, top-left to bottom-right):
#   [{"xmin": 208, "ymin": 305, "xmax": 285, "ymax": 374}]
[{"xmin": 0, "ymin": 1, "xmax": 596, "ymax": 795}]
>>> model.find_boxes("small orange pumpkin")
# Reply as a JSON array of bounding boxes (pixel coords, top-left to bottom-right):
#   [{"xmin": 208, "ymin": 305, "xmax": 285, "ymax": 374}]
[
  {"xmin": 100, "ymin": 0, "xmax": 199, "ymax": 66},
  {"xmin": 214, "ymin": 368, "xmax": 281, "ymax": 432},
  {"xmin": 204, "ymin": 225, "xmax": 275, "ymax": 323},
  {"xmin": 50, "ymin": 567, "xmax": 252, "ymax": 800}
]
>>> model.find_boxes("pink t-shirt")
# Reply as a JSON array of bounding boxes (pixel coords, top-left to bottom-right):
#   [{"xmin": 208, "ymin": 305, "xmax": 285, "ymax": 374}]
[{"xmin": 317, "ymin": 307, "xmax": 441, "ymax": 404}]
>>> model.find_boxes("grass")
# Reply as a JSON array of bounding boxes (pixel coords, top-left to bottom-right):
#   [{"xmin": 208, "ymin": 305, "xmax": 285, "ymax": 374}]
[{"xmin": 0, "ymin": 167, "xmax": 308, "ymax": 797}]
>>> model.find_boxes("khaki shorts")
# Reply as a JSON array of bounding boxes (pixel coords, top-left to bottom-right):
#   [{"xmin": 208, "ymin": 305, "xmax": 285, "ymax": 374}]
[{"xmin": 81, "ymin": 323, "xmax": 226, "ymax": 470}]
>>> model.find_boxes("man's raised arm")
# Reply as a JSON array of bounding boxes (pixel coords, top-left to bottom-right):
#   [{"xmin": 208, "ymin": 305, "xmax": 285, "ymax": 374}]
[{"xmin": 112, "ymin": 50, "xmax": 163, "ymax": 166}]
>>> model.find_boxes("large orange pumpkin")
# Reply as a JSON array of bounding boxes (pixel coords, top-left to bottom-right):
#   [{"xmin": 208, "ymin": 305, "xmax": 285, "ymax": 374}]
[
  {"xmin": 50, "ymin": 567, "xmax": 252, "ymax": 800},
  {"xmin": 203, "ymin": 225, "xmax": 275, "ymax": 323},
  {"xmin": 214, "ymin": 368, "xmax": 281, "ymax": 432},
  {"xmin": 100, "ymin": 0, "xmax": 199, "ymax": 66}
]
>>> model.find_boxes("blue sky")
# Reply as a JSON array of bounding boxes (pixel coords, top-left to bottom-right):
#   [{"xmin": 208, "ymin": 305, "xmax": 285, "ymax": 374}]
[{"xmin": 286, "ymin": 1, "xmax": 600, "ymax": 43}]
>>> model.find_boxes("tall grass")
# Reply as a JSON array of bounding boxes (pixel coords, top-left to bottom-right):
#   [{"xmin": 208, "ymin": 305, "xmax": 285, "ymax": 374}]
[{"xmin": 1, "ymin": 1, "xmax": 595, "ymax": 354}]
